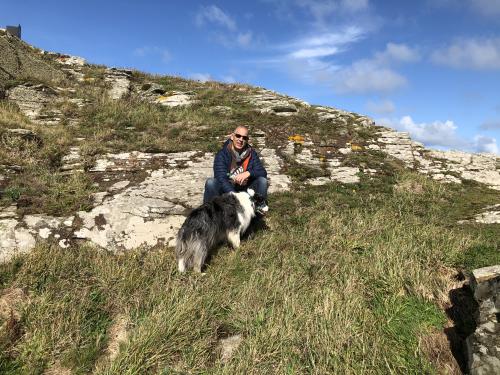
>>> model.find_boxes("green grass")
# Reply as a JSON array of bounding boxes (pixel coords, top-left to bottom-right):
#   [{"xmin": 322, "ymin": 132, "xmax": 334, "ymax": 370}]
[
  {"xmin": 1, "ymin": 57, "xmax": 499, "ymax": 373},
  {"xmin": 0, "ymin": 102, "xmax": 97, "ymax": 215},
  {"xmin": 1, "ymin": 173, "xmax": 498, "ymax": 373}
]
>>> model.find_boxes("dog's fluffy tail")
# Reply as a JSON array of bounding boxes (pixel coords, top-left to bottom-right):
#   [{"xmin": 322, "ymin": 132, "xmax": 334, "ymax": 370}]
[
  {"xmin": 175, "ymin": 227, "xmax": 190, "ymax": 273},
  {"xmin": 175, "ymin": 227, "xmax": 209, "ymax": 273}
]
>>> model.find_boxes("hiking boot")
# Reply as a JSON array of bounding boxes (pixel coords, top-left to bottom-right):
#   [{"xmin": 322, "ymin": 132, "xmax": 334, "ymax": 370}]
[{"xmin": 256, "ymin": 201, "xmax": 269, "ymax": 215}]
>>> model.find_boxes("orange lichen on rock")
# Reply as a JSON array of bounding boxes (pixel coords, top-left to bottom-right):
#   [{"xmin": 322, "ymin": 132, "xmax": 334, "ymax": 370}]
[{"xmin": 288, "ymin": 134, "xmax": 305, "ymax": 144}]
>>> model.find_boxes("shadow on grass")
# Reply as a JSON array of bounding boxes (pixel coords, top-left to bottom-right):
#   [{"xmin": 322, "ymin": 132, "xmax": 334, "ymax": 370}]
[
  {"xmin": 444, "ymin": 280, "xmax": 478, "ymax": 373},
  {"xmin": 242, "ymin": 215, "xmax": 269, "ymax": 240},
  {"xmin": 203, "ymin": 216, "xmax": 269, "ymax": 271}
]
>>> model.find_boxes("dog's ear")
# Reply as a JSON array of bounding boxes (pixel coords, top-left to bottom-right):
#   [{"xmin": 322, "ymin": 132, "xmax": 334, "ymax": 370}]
[{"xmin": 247, "ymin": 188, "xmax": 255, "ymax": 197}]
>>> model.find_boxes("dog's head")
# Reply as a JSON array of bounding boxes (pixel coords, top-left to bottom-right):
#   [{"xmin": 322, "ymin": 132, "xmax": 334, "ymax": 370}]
[{"xmin": 247, "ymin": 188, "xmax": 267, "ymax": 213}]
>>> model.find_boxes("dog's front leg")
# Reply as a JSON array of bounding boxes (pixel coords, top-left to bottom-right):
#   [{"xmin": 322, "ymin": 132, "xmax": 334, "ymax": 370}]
[
  {"xmin": 193, "ymin": 251, "xmax": 207, "ymax": 273},
  {"xmin": 227, "ymin": 230, "xmax": 241, "ymax": 249}
]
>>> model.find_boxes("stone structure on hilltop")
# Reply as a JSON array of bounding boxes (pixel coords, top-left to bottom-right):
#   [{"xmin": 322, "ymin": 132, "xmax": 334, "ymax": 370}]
[{"xmin": 5, "ymin": 24, "xmax": 21, "ymax": 39}]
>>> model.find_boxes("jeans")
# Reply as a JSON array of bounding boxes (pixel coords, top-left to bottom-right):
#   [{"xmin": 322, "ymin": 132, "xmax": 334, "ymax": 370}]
[{"xmin": 203, "ymin": 177, "xmax": 268, "ymax": 204}]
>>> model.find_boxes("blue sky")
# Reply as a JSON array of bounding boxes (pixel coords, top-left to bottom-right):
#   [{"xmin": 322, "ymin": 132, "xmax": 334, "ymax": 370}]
[{"xmin": 2, "ymin": 0, "xmax": 500, "ymax": 154}]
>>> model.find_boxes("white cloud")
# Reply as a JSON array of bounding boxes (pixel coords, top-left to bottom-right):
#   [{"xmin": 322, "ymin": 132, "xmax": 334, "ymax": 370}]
[
  {"xmin": 264, "ymin": 40, "xmax": 417, "ymax": 94},
  {"xmin": 221, "ymin": 75, "xmax": 237, "ymax": 83},
  {"xmin": 377, "ymin": 115, "xmax": 499, "ymax": 154},
  {"xmin": 250, "ymin": 25, "xmax": 363, "ymax": 85},
  {"xmin": 480, "ymin": 120, "xmax": 500, "ymax": 130},
  {"xmin": 287, "ymin": 57, "xmax": 341, "ymax": 83},
  {"xmin": 285, "ymin": 26, "xmax": 365, "ymax": 59},
  {"xmin": 331, "ymin": 43, "xmax": 417, "ymax": 94},
  {"xmin": 296, "ymin": 0, "xmax": 369, "ymax": 25},
  {"xmin": 431, "ymin": 38, "xmax": 500, "ymax": 70},
  {"xmin": 375, "ymin": 43, "xmax": 420, "ymax": 63},
  {"xmin": 190, "ymin": 73, "xmax": 212, "ymax": 82},
  {"xmin": 334, "ymin": 62, "xmax": 407, "ymax": 93},
  {"xmin": 300, "ymin": 27, "xmax": 365, "ymax": 47},
  {"xmin": 195, "ymin": 5, "xmax": 256, "ymax": 48},
  {"xmin": 296, "ymin": 0, "xmax": 337, "ymax": 22},
  {"xmin": 195, "ymin": 5, "xmax": 236, "ymax": 30},
  {"xmin": 290, "ymin": 46, "xmax": 341, "ymax": 59},
  {"xmin": 378, "ymin": 116, "xmax": 466, "ymax": 149},
  {"xmin": 366, "ymin": 99, "xmax": 395, "ymax": 114},
  {"xmin": 469, "ymin": 0, "xmax": 500, "ymax": 16},
  {"xmin": 237, "ymin": 31, "xmax": 253, "ymax": 47},
  {"xmin": 341, "ymin": 0, "xmax": 369, "ymax": 12},
  {"xmin": 474, "ymin": 135, "xmax": 499, "ymax": 153},
  {"xmin": 133, "ymin": 46, "xmax": 171, "ymax": 63},
  {"xmin": 160, "ymin": 51, "xmax": 172, "ymax": 63}
]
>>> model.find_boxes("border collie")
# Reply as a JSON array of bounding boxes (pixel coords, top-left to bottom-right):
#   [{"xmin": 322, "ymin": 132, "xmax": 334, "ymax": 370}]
[{"xmin": 176, "ymin": 189, "xmax": 267, "ymax": 273}]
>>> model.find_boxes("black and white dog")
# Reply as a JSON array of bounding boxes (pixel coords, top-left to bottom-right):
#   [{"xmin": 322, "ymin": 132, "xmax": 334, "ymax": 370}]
[{"xmin": 176, "ymin": 189, "xmax": 267, "ymax": 273}]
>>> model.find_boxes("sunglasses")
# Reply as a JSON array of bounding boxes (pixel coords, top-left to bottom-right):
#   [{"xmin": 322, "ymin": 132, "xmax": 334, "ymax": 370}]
[{"xmin": 234, "ymin": 133, "xmax": 249, "ymax": 141}]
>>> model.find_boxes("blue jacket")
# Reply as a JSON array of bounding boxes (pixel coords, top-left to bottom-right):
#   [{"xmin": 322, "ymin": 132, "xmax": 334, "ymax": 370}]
[{"xmin": 214, "ymin": 139, "xmax": 267, "ymax": 193}]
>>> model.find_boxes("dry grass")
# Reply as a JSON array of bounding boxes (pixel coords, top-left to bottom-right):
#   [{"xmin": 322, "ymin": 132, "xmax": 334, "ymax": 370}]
[
  {"xmin": 1, "ymin": 58, "xmax": 499, "ymax": 373},
  {"xmin": 0, "ymin": 102, "xmax": 94, "ymax": 215},
  {"xmin": 1, "ymin": 173, "xmax": 498, "ymax": 374}
]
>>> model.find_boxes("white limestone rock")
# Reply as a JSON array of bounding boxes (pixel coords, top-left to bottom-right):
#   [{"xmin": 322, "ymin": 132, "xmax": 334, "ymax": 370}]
[
  {"xmin": 105, "ymin": 68, "xmax": 132, "ymax": 100},
  {"xmin": 0, "ymin": 205, "xmax": 17, "ymax": 219},
  {"xmin": 375, "ymin": 128, "xmax": 500, "ymax": 190},
  {"xmin": 466, "ymin": 265, "xmax": 500, "ymax": 375},
  {"xmin": 56, "ymin": 55, "xmax": 86, "ymax": 66},
  {"xmin": 109, "ymin": 180, "xmax": 130, "ymax": 191},
  {"xmin": 260, "ymin": 148, "xmax": 291, "ymax": 193},
  {"xmin": 307, "ymin": 167, "xmax": 360, "ymax": 185},
  {"xmin": 247, "ymin": 89, "xmax": 307, "ymax": 116},
  {"xmin": 61, "ymin": 146, "xmax": 83, "ymax": 173},
  {"xmin": 0, "ymin": 219, "xmax": 36, "ymax": 263},
  {"xmin": 6, "ymin": 83, "xmax": 57, "ymax": 122},
  {"xmin": 74, "ymin": 152, "xmax": 214, "ymax": 251},
  {"xmin": 219, "ymin": 334, "xmax": 243, "ymax": 362},
  {"xmin": 431, "ymin": 173, "xmax": 462, "ymax": 184},
  {"xmin": 461, "ymin": 204, "xmax": 500, "ymax": 224},
  {"xmin": 154, "ymin": 92, "xmax": 198, "ymax": 107}
]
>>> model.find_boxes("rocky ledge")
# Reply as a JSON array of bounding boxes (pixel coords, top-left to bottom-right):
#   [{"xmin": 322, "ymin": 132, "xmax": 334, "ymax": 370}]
[{"xmin": 466, "ymin": 265, "xmax": 500, "ymax": 375}]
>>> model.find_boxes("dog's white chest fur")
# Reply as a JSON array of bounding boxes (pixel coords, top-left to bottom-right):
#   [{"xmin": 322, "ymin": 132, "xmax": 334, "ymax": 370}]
[{"xmin": 233, "ymin": 191, "xmax": 255, "ymax": 233}]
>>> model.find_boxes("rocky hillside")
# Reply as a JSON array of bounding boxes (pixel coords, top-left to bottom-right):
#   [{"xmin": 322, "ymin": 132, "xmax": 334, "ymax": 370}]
[
  {"xmin": 1, "ymin": 30, "xmax": 498, "ymax": 260},
  {"xmin": 0, "ymin": 30, "xmax": 499, "ymax": 374}
]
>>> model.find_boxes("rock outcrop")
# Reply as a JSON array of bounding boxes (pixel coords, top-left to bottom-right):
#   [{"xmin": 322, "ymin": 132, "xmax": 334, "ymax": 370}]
[
  {"xmin": 247, "ymin": 88, "xmax": 308, "ymax": 116},
  {"xmin": 105, "ymin": 68, "xmax": 132, "ymax": 100},
  {"xmin": 0, "ymin": 136, "xmax": 294, "ymax": 258},
  {"xmin": 6, "ymin": 83, "xmax": 61, "ymax": 124},
  {"xmin": 466, "ymin": 266, "xmax": 500, "ymax": 375},
  {"xmin": 374, "ymin": 129, "xmax": 500, "ymax": 190}
]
